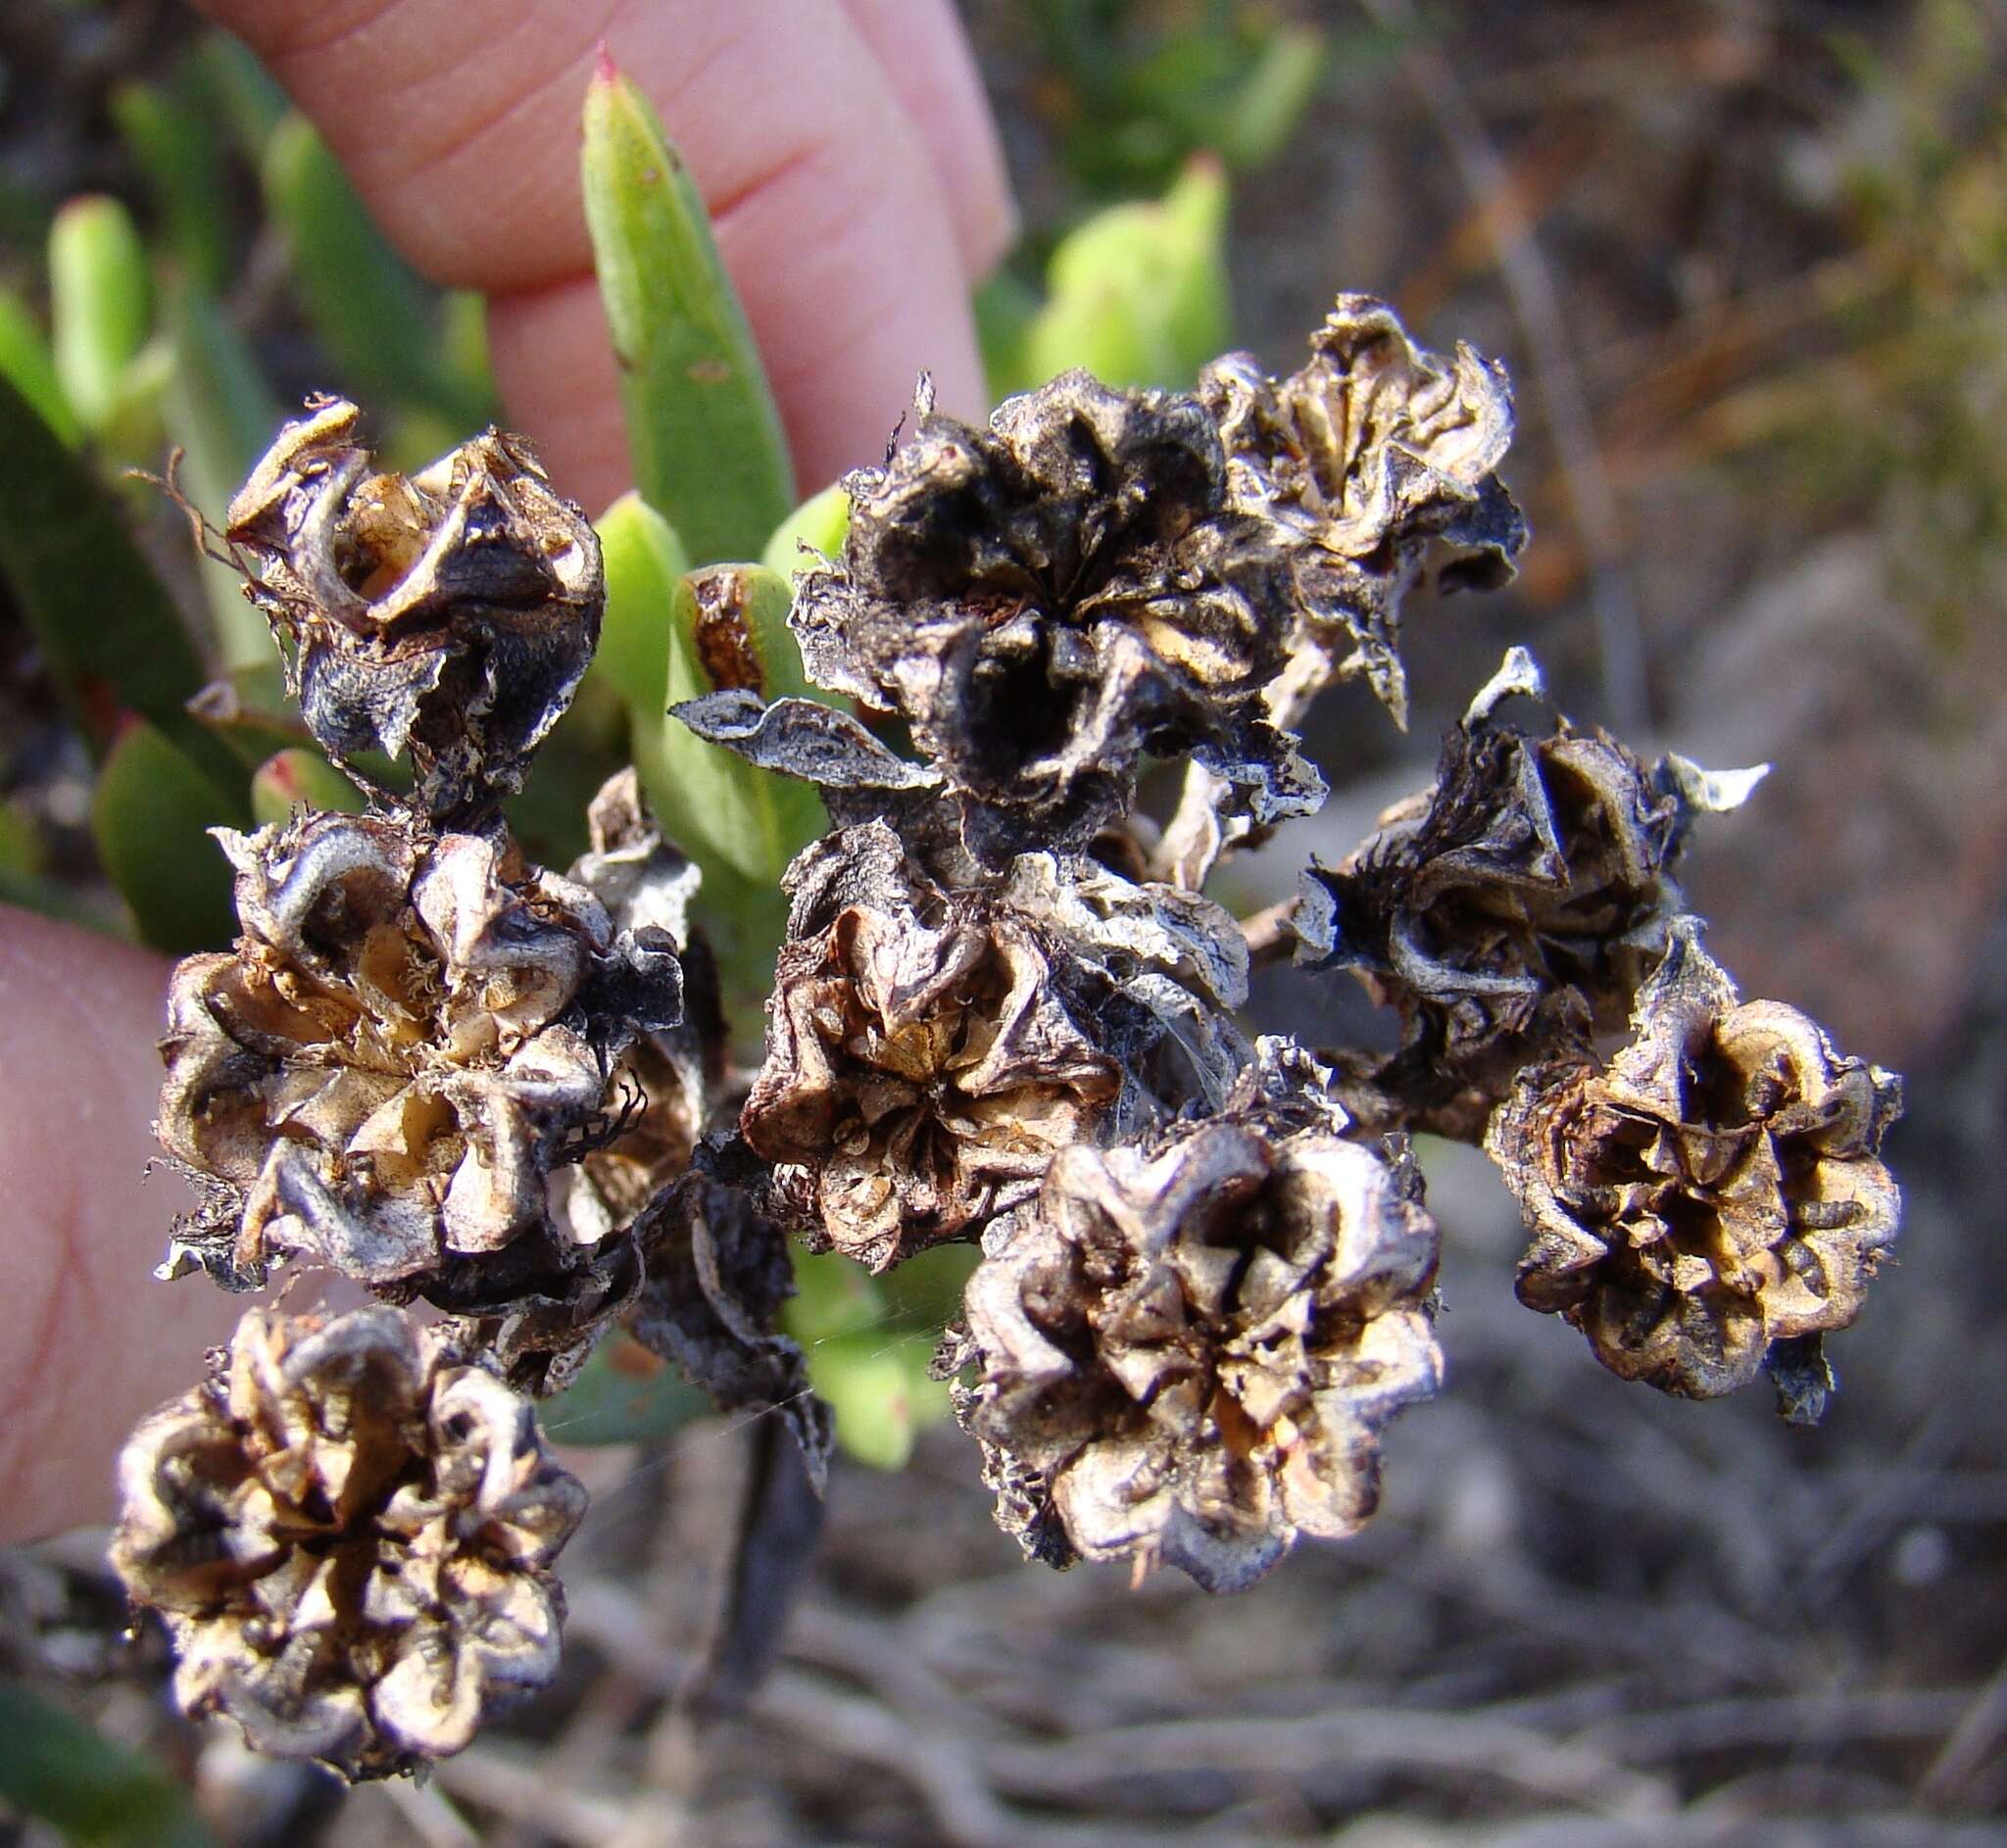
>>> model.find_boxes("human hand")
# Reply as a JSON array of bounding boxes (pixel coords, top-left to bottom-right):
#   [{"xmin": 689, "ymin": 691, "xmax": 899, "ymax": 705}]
[{"xmin": 0, "ymin": 0, "xmax": 1012, "ymax": 1541}]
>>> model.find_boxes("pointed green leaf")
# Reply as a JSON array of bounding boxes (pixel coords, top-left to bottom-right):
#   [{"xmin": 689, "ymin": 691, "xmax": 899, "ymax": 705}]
[
  {"xmin": 1207, "ymin": 24, "xmax": 1327, "ymax": 172},
  {"xmin": 0, "ymin": 285, "xmax": 81, "ymax": 448},
  {"xmin": 262, "ymin": 115, "xmax": 491, "ymax": 433},
  {"xmin": 582, "ymin": 59, "xmax": 794, "ymax": 563},
  {"xmin": 0, "ymin": 369, "xmax": 241, "ymax": 791},
  {"xmin": 591, "ymin": 489, "xmax": 690, "ymax": 721},
  {"xmin": 597, "ymin": 498, "xmax": 822, "ymax": 884},
  {"xmin": 49, "ymin": 195, "xmax": 152, "ymax": 435},
  {"xmin": 161, "ymin": 280, "xmax": 283, "ymax": 669},
  {"xmin": 111, "ymin": 78, "xmax": 234, "ymax": 292},
  {"xmin": 0, "ymin": 1679, "xmax": 219, "ymax": 1848},
  {"xmin": 92, "ymin": 720, "xmax": 242, "ymax": 952},
  {"xmin": 183, "ymin": 28, "xmax": 289, "ymax": 164},
  {"xmin": 759, "ymin": 482, "xmax": 850, "ymax": 580}
]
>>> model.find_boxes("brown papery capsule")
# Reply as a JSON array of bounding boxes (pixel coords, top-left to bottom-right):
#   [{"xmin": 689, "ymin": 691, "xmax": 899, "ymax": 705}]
[
  {"xmin": 1297, "ymin": 649, "xmax": 1764, "ymax": 1139},
  {"xmin": 225, "ymin": 398, "xmax": 602, "ymax": 823},
  {"xmin": 156, "ymin": 806, "xmax": 681, "ymax": 1304},
  {"xmin": 788, "ymin": 371, "xmax": 1320, "ymax": 861},
  {"xmin": 1488, "ymin": 919, "xmax": 1903, "ymax": 1408},
  {"xmin": 955, "ymin": 1080, "xmax": 1442, "ymax": 1592},
  {"xmin": 743, "ymin": 825, "xmax": 1120, "ymax": 1271},
  {"xmin": 110, "ymin": 1304, "xmax": 585, "ymax": 1781},
  {"xmin": 1199, "ymin": 294, "xmax": 1526, "ymax": 729}
]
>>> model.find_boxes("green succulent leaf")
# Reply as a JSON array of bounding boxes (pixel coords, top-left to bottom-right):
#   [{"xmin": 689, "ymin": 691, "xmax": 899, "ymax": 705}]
[
  {"xmin": 184, "ymin": 28, "xmax": 289, "ymax": 164},
  {"xmin": 1009, "ymin": 155, "xmax": 1231, "ymax": 395},
  {"xmin": 759, "ymin": 481, "xmax": 851, "ymax": 580},
  {"xmin": 48, "ymin": 194, "xmax": 153, "ymax": 437},
  {"xmin": 111, "ymin": 78, "xmax": 234, "ymax": 293},
  {"xmin": 161, "ymin": 281, "xmax": 283, "ymax": 669},
  {"xmin": 0, "ymin": 285, "xmax": 81, "ymax": 448},
  {"xmin": 262, "ymin": 115, "xmax": 493, "ymax": 436},
  {"xmin": 1203, "ymin": 23, "xmax": 1328, "ymax": 172},
  {"xmin": 0, "ymin": 368, "xmax": 240, "ymax": 792},
  {"xmin": 581, "ymin": 57, "xmax": 795, "ymax": 564},
  {"xmin": 597, "ymin": 496, "xmax": 823, "ymax": 885},
  {"xmin": 91, "ymin": 720, "xmax": 243, "ymax": 952},
  {"xmin": 0, "ymin": 1679, "xmax": 219, "ymax": 1848}
]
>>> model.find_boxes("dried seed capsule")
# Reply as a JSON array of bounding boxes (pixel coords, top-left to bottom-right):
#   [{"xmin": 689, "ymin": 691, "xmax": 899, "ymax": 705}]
[
  {"xmin": 1199, "ymin": 294, "xmax": 1525, "ymax": 727},
  {"xmin": 955, "ymin": 1095, "xmax": 1442, "ymax": 1592},
  {"xmin": 562, "ymin": 768, "xmax": 723, "ymax": 1242},
  {"xmin": 742, "ymin": 825, "xmax": 1122, "ymax": 1271},
  {"xmin": 226, "ymin": 398, "xmax": 603, "ymax": 822},
  {"xmin": 1297, "ymin": 649, "xmax": 1763, "ymax": 1137},
  {"xmin": 789, "ymin": 371, "xmax": 1320, "ymax": 860},
  {"xmin": 1487, "ymin": 919, "xmax": 1903, "ymax": 1406},
  {"xmin": 626, "ymin": 1163, "xmax": 833, "ymax": 1486},
  {"xmin": 111, "ymin": 1303, "xmax": 585, "ymax": 1781},
  {"xmin": 156, "ymin": 806, "xmax": 681, "ymax": 1297}
]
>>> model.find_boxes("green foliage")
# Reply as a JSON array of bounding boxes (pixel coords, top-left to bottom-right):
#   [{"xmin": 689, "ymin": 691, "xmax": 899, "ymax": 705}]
[
  {"xmin": 111, "ymin": 77, "xmax": 235, "ymax": 293},
  {"xmin": 785, "ymin": 1245, "xmax": 976, "ymax": 1470},
  {"xmin": 262, "ymin": 115, "xmax": 495, "ymax": 444},
  {"xmin": 986, "ymin": 154, "xmax": 1231, "ymax": 397},
  {"xmin": 1024, "ymin": 0, "xmax": 1330, "ymax": 197},
  {"xmin": 0, "ymin": 1679, "xmax": 218, "ymax": 1848},
  {"xmin": 760, "ymin": 482, "xmax": 851, "ymax": 579},
  {"xmin": 582, "ymin": 61, "xmax": 796, "ymax": 564},
  {"xmin": 159, "ymin": 281, "xmax": 284, "ymax": 669},
  {"xmin": 48, "ymin": 195, "xmax": 153, "ymax": 441},
  {"xmin": 91, "ymin": 721, "xmax": 245, "ymax": 951},
  {"xmin": 0, "ymin": 284, "xmax": 81, "ymax": 447},
  {"xmin": 0, "ymin": 368, "xmax": 233, "ymax": 790}
]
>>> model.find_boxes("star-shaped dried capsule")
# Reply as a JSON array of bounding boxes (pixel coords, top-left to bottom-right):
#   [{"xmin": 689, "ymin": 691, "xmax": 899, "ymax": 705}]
[
  {"xmin": 1297, "ymin": 649, "xmax": 1764, "ymax": 1137},
  {"xmin": 157, "ymin": 807, "xmax": 681, "ymax": 1300},
  {"xmin": 1487, "ymin": 920, "xmax": 1903, "ymax": 1407},
  {"xmin": 1200, "ymin": 294, "xmax": 1526, "ymax": 728},
  {"xmin": 954, "ymin": 1076, "xmax": 1442, "ymax": 1591},
  {"xmin": 743, "ymin": 825, "xmax": 1121, "ymax": 1270},
  {"xmin": 789, "ymin": 371, "xmax": 1320, "ymax": 860},
  {"xmin": 225, "ymin": 398, "xmax": 602, "ymax": 822},
  {"xmin": 111, "ymin": 1304, "xmax": 585, "ymax": 1780}
]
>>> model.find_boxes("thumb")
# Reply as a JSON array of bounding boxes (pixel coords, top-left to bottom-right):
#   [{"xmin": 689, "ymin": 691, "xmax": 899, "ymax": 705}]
[{"xmin": 193, "ymin": 0, "xmax": 997, "ymax": 512}]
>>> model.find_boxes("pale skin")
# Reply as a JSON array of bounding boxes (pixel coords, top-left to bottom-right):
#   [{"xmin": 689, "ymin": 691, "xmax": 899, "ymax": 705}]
[{"xmin": 0, "ymin": 0, "xmax": 1012, "ymax": 1542}]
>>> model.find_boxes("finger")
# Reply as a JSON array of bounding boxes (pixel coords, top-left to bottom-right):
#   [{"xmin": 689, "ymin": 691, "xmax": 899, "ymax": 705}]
[
  {"xmin": 833, "ymin": 0, "xmax": 1017, "ymax": 280},
  {"xmin": 0, "ymin": 908, "xmax": 238, "ymax": 1542},
  {"xmin": 192, "ymin": 0, "xmax": 988, "ymax": 498}
]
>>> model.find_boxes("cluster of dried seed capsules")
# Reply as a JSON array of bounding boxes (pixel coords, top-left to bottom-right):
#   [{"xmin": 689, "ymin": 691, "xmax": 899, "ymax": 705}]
[{"xmin": 114, "ymin": 299, "xmax": 1902, "ymax": 1778}]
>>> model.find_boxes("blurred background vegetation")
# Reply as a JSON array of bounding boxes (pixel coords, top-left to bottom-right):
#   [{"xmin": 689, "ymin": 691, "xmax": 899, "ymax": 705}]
[{"xmin": 3, "ymin": 1, "xmax": 2006, "ymax": 1844}]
